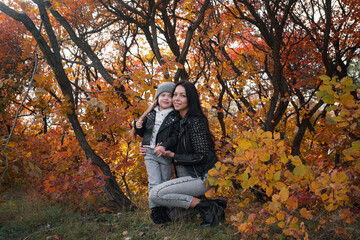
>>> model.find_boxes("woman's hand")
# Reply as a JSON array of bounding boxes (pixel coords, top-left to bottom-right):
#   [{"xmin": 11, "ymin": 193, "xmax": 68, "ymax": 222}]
[
  {"xmin": 162, "ymin": 150, "xmax": 175, "ymax": 158},
  {"xmin": 139, "ymin": 144, "xmax": 146, "ymax": 156}
]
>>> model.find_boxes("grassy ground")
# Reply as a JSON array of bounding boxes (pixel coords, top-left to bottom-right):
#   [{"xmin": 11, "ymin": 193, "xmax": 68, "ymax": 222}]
[
  {"xmin": 0, "ymin": 188, "xmax": 236, "ymax": 240},
  {"xmin": 2, "ymin": 187, "xmax": 359, "ymax": 240}
]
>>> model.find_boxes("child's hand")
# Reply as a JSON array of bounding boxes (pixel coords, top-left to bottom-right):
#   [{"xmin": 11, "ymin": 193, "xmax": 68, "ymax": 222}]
[
  {"xmin": 154, "ymin": 143, "xmax": 174, "ymax": 158},
  {"xmin": 135, "ymin": 119, "xmax": 143, "ymax": 129},
  {"xmin": 221, "ymin": 158, "xmax": 234, "ymax": 164}
]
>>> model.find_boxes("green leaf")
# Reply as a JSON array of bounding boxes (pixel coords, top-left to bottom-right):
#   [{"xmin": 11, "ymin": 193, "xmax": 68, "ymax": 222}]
[
  {"xmin": 279, "ymin": 152, "xmax": 289, "ymax": 164},
  {"xmin": 352, "ymin": 141, "xmax": 360, "ymax": 150},
  {"xmin": 273, "ymin": 171, "xmax": 281, "ymax": 181},
  {"xmin": 326, "ymin": 116, "xmax": 338, "ymax": 124},
  {"xmin": 207, "ymin": 176, "xmax": 217, "ymax": 186},
  {"xmin": 223, "ymin": 180, "xmax": 233, "ymax": 187},
  {"xmin": 343, "ymin": 84, "xmax": 357, "ymax": 92},
  {"xmin": 241, "ymin": 172, "xmax": 249, "ymax": 181},
  {"xmin": 293, "ymin": 165, "xmax": 307, "ymax": 176},
  {"xmin": 340, "ymin": 76, "xmax": 353, "ymax": 86},
  {"xmin": 317, "ymin": 90, "xmax": 335, "ymax": 104},
  {"xmin": 319, "ymin": 75, "xmax": 331, "ymax": 83},
  {"xmin": 291, "ymin": 156, "xmax": 303, "ymax": 166}
]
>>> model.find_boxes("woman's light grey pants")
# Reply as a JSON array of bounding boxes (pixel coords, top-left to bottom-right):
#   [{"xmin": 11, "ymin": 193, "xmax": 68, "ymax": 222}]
[{"xmin": 149, "ymin": 165, "xmax": 211, "ymax": 209}]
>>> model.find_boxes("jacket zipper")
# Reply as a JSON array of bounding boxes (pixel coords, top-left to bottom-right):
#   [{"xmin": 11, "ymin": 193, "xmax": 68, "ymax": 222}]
[
  {"xmin": 183, "ymin": 136, "xmax": 188, "ymax": 154},
  {"xmin": 182, "ymin": 132, "xmax": 199, "ymax": 178}
]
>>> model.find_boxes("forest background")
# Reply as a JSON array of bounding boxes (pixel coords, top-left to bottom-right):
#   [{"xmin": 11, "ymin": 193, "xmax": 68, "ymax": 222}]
[{"xmin": 0, "ymin": 0, "xmax": 359, "ymax": 239}]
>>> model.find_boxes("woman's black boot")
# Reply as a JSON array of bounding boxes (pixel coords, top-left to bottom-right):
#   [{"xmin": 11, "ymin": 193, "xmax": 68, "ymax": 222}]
[
  {"xmin": 214, "ymin": 198, "xmax": 228, "ymax": 209},
  {"xmin": 194, "ymin": 198, "xmax": 224, "ymax": 227},
  {"xmin": 199, "ymin": 195, "xmax": 228, "ymax": 209}
]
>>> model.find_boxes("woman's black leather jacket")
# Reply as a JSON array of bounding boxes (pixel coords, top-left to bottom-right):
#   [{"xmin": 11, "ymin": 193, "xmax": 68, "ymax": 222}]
[{"xmin": 173, "ymin": 114, "xmax": 218, "ymax": 178}]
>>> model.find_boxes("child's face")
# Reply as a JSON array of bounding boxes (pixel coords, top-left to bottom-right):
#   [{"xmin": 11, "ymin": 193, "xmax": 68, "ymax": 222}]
[{"xmin": 158, "ymin": 92, "xmax": 173, "ymax": 110}]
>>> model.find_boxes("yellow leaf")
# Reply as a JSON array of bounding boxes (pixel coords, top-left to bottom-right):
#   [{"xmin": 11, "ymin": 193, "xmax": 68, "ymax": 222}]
[
  {"xmin": 276, "ymin": 211, "xmax": 285, "ymax": 221},
  {"xmin": 208, "ymin": 168, "xmax": 218, "ymax": 176},
  {"xmin": 279, "ymin": 187, "xmax": 289, "ymax": 202},
  {"xmin": 260, "ymin": 153, "xmax": 271, "ymax": 162},
  {"xmin": 215, "ymin": 161, "xmax": 222, "ymax": 170},
  {"xmin": 248, "ymin": 175, "xmax": 259, "ymax": 187},
  {"xmin": 278, "ymin": 221, "xmax": 285, "ymax": 228},
  {"xmin": 291, "ymin": 156, "xmax": 303, "ymax": 166},
  {"xmin": 262, "ymin": 131, "xmax": 273, "ymax": 139},
  {"xmin": 325, "ymin": 203, "xmax": 338, "ymax": 211},
  {"xmin": 335, "ymin": 194, "xmax": 349, "ymax": 202},
  {"xmin": 340, "ymin": 93, "xmax": 355, "ymax": 108},
  {"xmin": 300, "ymin": 208, "xmax": 313, "ymax": 220},
  {"xmin": 340, "ymin": 76, "xmax": 353, "ymax": 86},
  {"xmin": 266, "ymin": 217, "xmax": 276, "ymax": 224},
  {"xmin": 321, "ymin": 193, "xmax": 329, "ymax": 201},
  {"xmin": 272, "ymin": 194, "xmax": 280, "ymax": 202},
  {"xmin": 286, "ymin": 196, "xmax": 298, "ymax": 211},
  {"xmin": 268, "ymin": 201, "xmax": 281, "ymax": 214},
  {"xmin": 65, "ymin": 67, "xmax": 73, "ymax": 74},
  {"xmin": 283, "ymin": 229, "xmax": 293, "ymax": 236},
  {"xmin": 266, "ymin": 185, "xmax": 273, "ymax": 196},
  {"xmin": 220, "ymin": 179, "xmax": 233, "ymax": 187},
  {"xmin": 279, "ymin": 152, "xmax": 288, "ymax": 164},
  {"xmin": 330, "ymin": 171, "xmax": 348, "ymax": 184},
  {"xmin": 273, "ymin": 171, "xmax": 281, "ymax": 181},
  {"xmin": 7, "ymin": 142, "xmax": 16, "ymax": 148},
  {"xmin": 243, "ymin": 198, "xmax": 250, "ymax": 206},
  {"xmin": 207, "ymin": 176, "xmax": 217, "ymax": 186},
  {"xmin": 273, "ymin": 181, "xmax": 286, "ymax": 190},
  {"xmin": 291, "ymin": 217, "xmax": 298, "ymax": 224},
  {"xmin": 310, "ymin": 181, "xmax": 322, "ymax": 194}
]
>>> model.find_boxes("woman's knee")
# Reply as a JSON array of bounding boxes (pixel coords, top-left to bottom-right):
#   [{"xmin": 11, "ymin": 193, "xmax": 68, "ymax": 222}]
[{"xmin": 149, "ymin": 184, "xmax": 161, "ymax": 202}]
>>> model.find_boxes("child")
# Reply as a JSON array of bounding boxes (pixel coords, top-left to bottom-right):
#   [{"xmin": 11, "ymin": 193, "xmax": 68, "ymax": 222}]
[{"xmin": 134, "ymin": 82, "xmax": 179, "ymax": 224}]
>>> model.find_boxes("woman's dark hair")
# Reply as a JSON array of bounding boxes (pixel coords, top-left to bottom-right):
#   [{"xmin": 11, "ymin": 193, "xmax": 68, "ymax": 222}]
[{"xmin": 175, "ymin": 81, "xmax": 215, "ymax": 148}]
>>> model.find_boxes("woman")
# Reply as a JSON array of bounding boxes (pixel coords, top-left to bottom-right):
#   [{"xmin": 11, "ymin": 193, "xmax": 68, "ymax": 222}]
[{"xmin": 150, "ymin": 81, "xmax": 225, "ymax": 227}]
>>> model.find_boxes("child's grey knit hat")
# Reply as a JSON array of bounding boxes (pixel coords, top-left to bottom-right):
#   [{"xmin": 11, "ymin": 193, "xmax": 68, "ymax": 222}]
[{"xmin": 155, "ymin": 82, "xmax": 175, "ymax": 99}]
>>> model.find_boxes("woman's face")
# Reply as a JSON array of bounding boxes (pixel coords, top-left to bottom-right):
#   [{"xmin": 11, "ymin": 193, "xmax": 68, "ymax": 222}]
[{"xmin": 172, "ymin": 85, "xmax": 188, "ymax": 117}]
